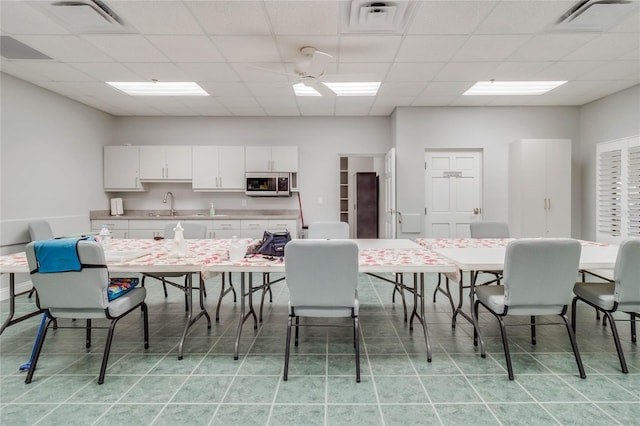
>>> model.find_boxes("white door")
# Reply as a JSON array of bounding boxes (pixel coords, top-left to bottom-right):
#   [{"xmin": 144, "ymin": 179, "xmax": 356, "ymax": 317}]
[
  {"xmin": 425, "ymin": 150, "xmax": 482, "ymax": 238},
  {"xmin": 384, "ymin": 148, "xmax": 397, "ymax": 238}
]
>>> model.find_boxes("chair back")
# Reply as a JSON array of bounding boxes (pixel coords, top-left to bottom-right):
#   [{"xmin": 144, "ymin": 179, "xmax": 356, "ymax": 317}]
[
  {"xmin": 285, "ymin": 239, "xmax": 358, "ymax": 310},
  {"xmin": 29, "ymin": 220, "xmax": 54, "ymax": 241},
  {"xmin": 470, "ymin": 221, "xmax": 510, "ymax": 238},
  {"xmin": 308, "ymin": 221, "xmax": 349, "ymax": 239},
  {"xmin": 25, "ymin": 240, "xmax": 109, "ymax": 313},
  {"xmin": 164, "ymin": 222, "xmax": 207, "ymax": 239},
  {"xmin": 614, "ymin": 238, "xmax": 640, "ymax": 305},
  {"xmin": 502, "ymin": 239, "xmax": 581, "ymax": 314}
]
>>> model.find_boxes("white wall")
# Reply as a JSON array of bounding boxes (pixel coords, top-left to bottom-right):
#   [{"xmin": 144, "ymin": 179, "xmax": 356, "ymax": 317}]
[
  {"xmin": 111, "ymin": 116, "xmax": 391, "ymax": 225},
  {"xmin": 392, "ymin": 106, "xmax": 581, "ymax": 239},
  {"xmin": 579, "ymin": 84, "xmax": 640, "ymax": 241},
  {"xmin": 1, "ymin": 73, "xmax": 113, "ymax": 248}
]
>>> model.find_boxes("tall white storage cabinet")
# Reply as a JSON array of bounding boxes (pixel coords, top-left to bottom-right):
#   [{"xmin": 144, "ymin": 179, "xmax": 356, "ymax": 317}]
[{"xmin": 508, "ymin": 139, "xmax": 571, "ymax": 237}]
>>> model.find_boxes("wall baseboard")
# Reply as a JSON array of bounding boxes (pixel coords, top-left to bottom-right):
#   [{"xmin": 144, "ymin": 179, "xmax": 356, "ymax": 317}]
[{"xmin": 0, "ymin": 280, "xmax": 33, "ymax": 302}]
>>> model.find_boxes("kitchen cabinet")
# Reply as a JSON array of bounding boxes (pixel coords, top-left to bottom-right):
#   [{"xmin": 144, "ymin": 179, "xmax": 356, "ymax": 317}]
[
  {"xmin": 508, "ymin": 139, "xmax": 571, "ymax": 238},
  {"xmin": 245, "ymin": 146, "xmax": 298, "ymax": 172},
  {"xmin": 103, "ymin": 146, "xmax": 144, "ymax": 191},
  {"xmin": 128, "ymin": 219, "xmax": 177, "ymax": 239},
  {"xmin": 139, "ymin": 145, "xmax": 192, "ymax": 181},
  {"xmin": 91, "ymin": 219, "xmax": 129, "ymax": 239},
  {"xmin": 192, "ymin": 146, "xmax": 245, "ymax": 191}
]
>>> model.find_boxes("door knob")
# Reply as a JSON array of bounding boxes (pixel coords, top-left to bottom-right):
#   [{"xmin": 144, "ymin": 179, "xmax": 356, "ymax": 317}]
[{"xmin": 473, "ymin": 207, "xmax": 481, "ymax": 215}]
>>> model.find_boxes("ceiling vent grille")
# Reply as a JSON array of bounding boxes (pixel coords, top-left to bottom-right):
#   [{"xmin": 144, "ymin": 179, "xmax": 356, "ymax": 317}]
[
  {"xmin": 552, "ymin": 0, "xmax": 638, "ymax": 32},
  {"xmin": 345, "ymin": 1, "xmax": 414, "ymax": 33},
  {"xmin": 31, "ymin": 0, "xmax": 134, "ymax": 34}
]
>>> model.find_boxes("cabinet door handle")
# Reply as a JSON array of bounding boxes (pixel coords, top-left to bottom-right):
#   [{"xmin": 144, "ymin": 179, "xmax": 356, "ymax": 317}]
[{"xmin": 547, "ymin": 198, "xmax": 551, "ymax": 210}]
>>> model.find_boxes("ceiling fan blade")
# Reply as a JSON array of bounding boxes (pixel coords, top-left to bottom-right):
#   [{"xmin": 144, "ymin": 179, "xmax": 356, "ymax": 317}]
[
  {"xmin": 305, "ymin": 50, "xmax": 332, "ymax": 78},
  {"xmin": 310, "ymin": 82, "xmax": 335, "ymax": 97}
]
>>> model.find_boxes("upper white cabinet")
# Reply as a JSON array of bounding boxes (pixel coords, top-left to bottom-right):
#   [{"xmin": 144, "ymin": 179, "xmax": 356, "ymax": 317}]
[
  {"xmin": 103, "ymin": 145, "xmax": 144, "ymax": 191},
  {"xmin": 192, "ymin": 146, "xmax": 245, "ymax": 191},
  {"xmin": 245, "ymin": 146, "xmax": 298, "ymax": 172},
  {"xmin": 508, "ymin": 139, "xmax": 571, "ymax": 238},
  {"xmin": 139, "ymin": 145, "xmax": 192, "ymax": 181}
]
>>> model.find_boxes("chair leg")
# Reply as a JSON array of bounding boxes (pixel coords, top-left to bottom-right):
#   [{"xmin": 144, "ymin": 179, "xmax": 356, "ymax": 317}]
[
  {"xmin": 141, "ymin": 303, "xmax": 149, "ymax": 349},
  {"xmin": 496, "ymin": 316, "xmax": 514, "ymax": 380},
  {"xmin": 560, "ymin": 313, "xmax": 586, "ymax": 379},
  {"xmin": 604, "ymin": 311, "xmax": 628, "ymax": 374},
  {"xmin": 86, "ymin": 319, "xmax": 92, "ymax": 349},
  {"xmin": 473, "ymin": 300, "xmax": 486, "ymax": 358},
  {"xmin": 571, "ymin": 297, "xmax": 578, "ymax": 333},
  {"xmin": 284, "ymin": 316, "xmax": 293, "ymax": 381},
  {"xmin": 631, "ymin": 312, "xmax": 637, "ymax": 344},
  {"xmin": 98, "ymin": 316, "xmax": 123, "ymax": 385},
  {"xmin": 294, "ymin": 316, "xmax": 300, "ymax": 346},
  {"xmin": 530, "ymin": 316, "xmax": 536, "ymax": 345},
  {"xmin": 25, "ymin": 316, "xmax": 54, "ymax": 384},
  {"xmin": 354, "ymin": 316, "xmax": 361, "ymax": 383}
]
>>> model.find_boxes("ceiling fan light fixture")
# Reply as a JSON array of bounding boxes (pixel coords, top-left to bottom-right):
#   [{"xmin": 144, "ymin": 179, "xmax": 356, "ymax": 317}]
[
  {"xmin": 322, "ymin": 82, "xmax": 381, "ymax": 96},
  {"xmin": 463, "ymin": 81, "xmax": 567, "ymax": 96},
  {"xmin": 106, "ymin": 81, "xmax": 209, "ymax": 96}
]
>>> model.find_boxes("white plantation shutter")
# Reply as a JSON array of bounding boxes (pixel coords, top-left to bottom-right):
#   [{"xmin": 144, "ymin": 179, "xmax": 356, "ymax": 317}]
[
  {"xmin": 596, "ymin": 136, "xmax": 640, "ymax": 243},
  {"xmin": 629, "ymin": 144, "xmax": 640, "ymax": 237}
]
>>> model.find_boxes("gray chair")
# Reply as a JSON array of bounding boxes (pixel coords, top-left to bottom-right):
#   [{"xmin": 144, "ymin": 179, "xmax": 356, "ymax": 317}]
[
  {"xmin": 572, "ymin": 238, "xmax": 640, "ymax": 373},
  {"xmin": 24, "ymin": 240, "xmax": 149, "ymax": 384},
  {"xmin": 473, "ymin": 239, "xmax": 585, "ymax": 380},
  {"xmin": 283, "ymin": 239, "xmax": 361, "ymax": 382},
  {"xmin": 28, "ymin": 220, "xmax": 54, "ymax": 241},
  {"xmin": 307, "ymin": 221, "xmax": 349, "ymax": 239},
  {"xmin": 142, "ymin": 222, "xmax": 208, "ymax": 308},
  {"xmin": 470, "ymin": 221, "xmax": 510, "ymax": 239}
]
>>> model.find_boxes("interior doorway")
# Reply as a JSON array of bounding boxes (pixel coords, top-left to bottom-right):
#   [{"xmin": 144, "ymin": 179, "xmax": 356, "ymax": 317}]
[{"xmin": 424, "ymin": 150, "xmax": 483, "ymax": 238}]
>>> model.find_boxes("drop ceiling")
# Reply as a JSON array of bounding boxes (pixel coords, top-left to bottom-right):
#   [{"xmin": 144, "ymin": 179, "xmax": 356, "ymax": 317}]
[{"xmin": 1, "ymin": 0, "xmax": 638, "ymax": 117}]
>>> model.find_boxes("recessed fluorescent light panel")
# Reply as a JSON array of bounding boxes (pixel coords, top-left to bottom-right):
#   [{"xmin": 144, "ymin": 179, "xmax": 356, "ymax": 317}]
[
  {"xmin": 106, "ymin": 82, "xmax": 209, "ymax": 96},
  {"xmin": 463, "ymin": 81, "xmax": 567, "ymax": 96},
  {"xmin": 293, "ymin": 83, "xmax": 322, "ymax": 96},
  {"xmin": 322, "ymin": 82, "xmax": 381, "ymax": 96}
]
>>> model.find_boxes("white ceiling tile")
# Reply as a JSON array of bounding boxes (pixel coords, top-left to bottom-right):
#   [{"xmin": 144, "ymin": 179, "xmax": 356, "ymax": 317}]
[
  {"xmin": 1, "ymin": 1, "xmax": 70, "ymax": 35},
  {"xmin": 407, "ymin": 1, "xmax": 497, "ymax": 35},
  {"xmin": 565, "ymin": 34, "xmax": 640, "ymax": 61},
  {"xmin": 607, "ymin": 6, "xmax": 640, "ymax": 32},
  {"xmin": 378, "ymin": 82, "xmax": 425, "ymax": 97},
  {"xmin": 508, "ymin": 33, "xmax": 597, "ymax": 61},
  {"xmin": 474, "ymin": 1, "xmax": 570, "ymax": 34},
  {"xmin": 578, "ymin": 61, "xmax": 640, "ymax": 81},
  {"xmin": 110, "ymin": 1, "xmax": 203, "ymax": 35},
  {"xmin": 69, "ymin": 62, "xmax": 144, "ymax": 82},
  {"xmin": 412, "ymin": 95, "xmax": 458, "ymax": 106},
  {"xmin": 452, "ymin": 35, "xmax": 530, "ymax": 61},
  {"xmin": 146, "ymin": 36, "xmax": 225, "ymax": 62},
  {"xmin": 265, "ymin": 1, "xmax": 340, "ymax": 35},
  {"xmin": 386, "ymin": 62, "xmax": 444, "ymax": 82},
  {"xmin": 186, "ymin": 1, "xmax": 271, "ymax": 35},
  {"xmin": 14, "ymin": 35, "xmax": 113, "ymax": 62},
  {"xmin": 395, "ymin": 36, "xmax": 468, "ymax": 62},
  {"xmin": 14, "ymin": 62, "xmax": 93, "ymax": 82},
  {"xmin": 122, "ymin": 63, "xmax": 192, "ymax": 81},
  {"xmin": 216, "ymin": 96, "xmax": 263, "ymax": 110},
  {"xmin": 213, "ymin": 36, "xmax": 281, "ymax": 63},
  {"xmin": 83, "ymin": 35, "xmax": 169, "ymax": 62},
  {"xmin": 533, "ymin": 61, "xmax": 606, "ymax": 80},
  {"xmin": 433, "ymin": 62, "xmax": 498, "ymax": 82},
  {"xmin": 420, "ymin": 82, "xmax": 473, "ymax": 97},
  {"xmin": 335, "ymin": 97, "xmax": 375, "ymax": 115},
  {"xmin": 246, "ymin": 82, "xmax": 295, "ymax": 98},
  {"xmin": 338, "ymin": 35, "xmax": 403, "ymax": 62},
  {"xmin": 372, "ymin": 96, "xmax": 415, "ymax": 108},
  {"xmin": 176, "ymin": 63, "xmax": 240, "ymax": 82},
  {"xmin": 524, "ymin": 95, "xmax": 597, "ymax": 106},
  {"xmin": 489, "ymin": 61, "xmax": 552, "ymax": 80},
  {"xmin": 274, "ymin": 36, "xmax": 339, "ymax": 63},
  {"xmin": 296, "ymin": 96, "xmax": 335, "ymax": 115},
  {"xmin": 333, "ymin": 62, "xmax": 390, "ymax": 81},
  {"xmin": 231, "ymin": 63, "xmax": 290, "ymax": 83},
  {"xmin": 369, "ymin": 105, "xmax": 397, "ymax": 116},
  {"xmin": 200, "ymin": 82, "xmax": 252, "ymax": 97}
]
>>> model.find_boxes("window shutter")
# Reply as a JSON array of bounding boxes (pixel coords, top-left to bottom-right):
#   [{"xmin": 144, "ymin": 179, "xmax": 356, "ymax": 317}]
[
  {"xmin": 597, "ymin": 148, "xmax": 622, "ymax": 238},
  {"xmin": 628, "ymin": 144, "xmax": 640, "ymax": 237}
]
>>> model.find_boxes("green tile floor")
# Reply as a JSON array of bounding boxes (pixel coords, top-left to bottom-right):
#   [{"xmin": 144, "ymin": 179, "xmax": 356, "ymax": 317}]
[{"xmin": 1, "ymin": 272, "xmax": 638, "ymax": 425}]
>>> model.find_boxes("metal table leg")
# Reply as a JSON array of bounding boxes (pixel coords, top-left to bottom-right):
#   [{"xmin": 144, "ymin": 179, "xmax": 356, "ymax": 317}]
[
  {"xmin": 408, "ymin": 273, "xmax": 432, "ymax": 362},
  {"xmin": 0, "ymin": 273, "xmax": 43, "ymax": 335},
  {"xmin": 177, "ymin": 273, "xmax": 212, "ymax": 360},
  {"xmin": 233, "ymin": 272, "xmax": 258, "ymax": 360}
]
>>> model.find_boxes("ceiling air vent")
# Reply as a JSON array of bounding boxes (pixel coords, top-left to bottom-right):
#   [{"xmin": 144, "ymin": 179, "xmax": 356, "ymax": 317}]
[
  {"xmin": 31, "ymin": 0, "xmax": 133, "ymax": 34},
  {"xmin": 553, "ymin": 0, "xmax": 638, "ymax": 32},
  {"xmin": 345, "ymin": 1, "xmax": 414, "ymax": 33}
]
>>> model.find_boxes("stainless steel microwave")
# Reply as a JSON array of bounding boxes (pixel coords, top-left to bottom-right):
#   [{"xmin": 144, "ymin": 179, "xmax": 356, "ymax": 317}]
[{"xmin": 245, "ymin": 172, "xmax": 291, "ymax": 197}]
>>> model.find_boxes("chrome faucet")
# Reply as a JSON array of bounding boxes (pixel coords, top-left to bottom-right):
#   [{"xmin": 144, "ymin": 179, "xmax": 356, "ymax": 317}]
[{"xmin": 163, "ymin": 191, "xmax": 176, "ymax": 216}]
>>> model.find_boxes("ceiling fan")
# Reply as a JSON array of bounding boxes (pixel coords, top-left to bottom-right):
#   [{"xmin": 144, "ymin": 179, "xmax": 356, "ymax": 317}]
[{"xmin": 256, "ymin": 46, "xmax": 336, "ymax": 96}]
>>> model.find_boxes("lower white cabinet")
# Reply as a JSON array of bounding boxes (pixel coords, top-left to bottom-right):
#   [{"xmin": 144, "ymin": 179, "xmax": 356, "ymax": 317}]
[
  {"xmin": 128, "ymin": 220, "xmax": 176, "ymax": 239},
  {"xmin": 91, "ymin": 220, "xmax": 129, "ymax": 239}
]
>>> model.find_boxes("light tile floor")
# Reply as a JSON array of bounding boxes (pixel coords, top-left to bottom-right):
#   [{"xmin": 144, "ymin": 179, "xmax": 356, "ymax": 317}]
[{"xmin": 0, "ymin": 272, "xmax": 638, "ymax": 425}]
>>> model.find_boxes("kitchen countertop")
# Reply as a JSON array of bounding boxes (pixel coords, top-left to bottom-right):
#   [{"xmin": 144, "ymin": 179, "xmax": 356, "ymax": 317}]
[{"xmin": 90, "ymin": 209, "xmax": 300, "ymax": 221}]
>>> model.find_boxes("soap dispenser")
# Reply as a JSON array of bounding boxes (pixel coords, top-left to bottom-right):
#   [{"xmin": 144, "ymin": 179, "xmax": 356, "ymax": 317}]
[{"xmin": 209, "ymin": 203, "xmax": 216, "ymax": 216}]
